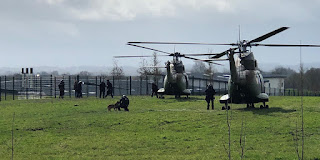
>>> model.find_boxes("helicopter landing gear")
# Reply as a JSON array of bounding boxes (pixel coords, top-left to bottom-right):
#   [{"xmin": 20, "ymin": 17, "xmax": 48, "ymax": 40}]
[
  {"xmin": 260, "ymin": 102, "xmax": 269, "ymax": 109},
  {"xmin": 247, "ymin": 103, "xmax": 255, "ymax": 108},
  {"xmin": 158, "ymin": 94, "xmax": 165, "ymax": 99},
  {"xmin": 175, "ymin": 94, "xmax": 181, "ymax": 99},
  {"xmin": 222, "ymin": 103, "xmax": 230, "ymax": 110}
]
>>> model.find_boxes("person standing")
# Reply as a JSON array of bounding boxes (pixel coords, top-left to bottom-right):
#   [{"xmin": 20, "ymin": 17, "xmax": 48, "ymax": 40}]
[
  {"xmin": 205, "ymin": 84, "xmax": 216, "ymax": 110},
  {"xmin": 151, "ymin": 82, "xmax": 158, "ymax": 98},
  {"xmin": 58, "ymin": 80, "xmax": 65, "ymax": 99},
  {"xmin": 74, "ymin": 80, "xmax": 78, "ymax": 98},
  {"xmin": 99, "ymin": 81, "xmax": 106, "ymax": 98},
  {"xmin": 106, "ymin": 80, "xmax": 113, "ymax": 98},
  {"xmin": 77, "ymin": 81, "xmax": 83, "ymax": 98}
]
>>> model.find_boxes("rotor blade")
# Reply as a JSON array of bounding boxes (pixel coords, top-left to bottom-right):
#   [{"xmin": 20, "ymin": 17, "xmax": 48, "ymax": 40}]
[
  {"xmin": 127, "ymin": 43, "xmax": 172, "ymax": 55},
  {"xmin": 128, "ymin": 41, "xmax": 236, "ymax": 46},
  {"xmin": 184, "ymin": 56, "xmax": 223, "ymax": 65},
  {"xmin": 251, "ymin": 43, "xmax": 320, "ymax": 47},
  {"xmin": 114, "ymin": 55, "xmax": 168, "ymax": 58},
  {"xmin": 199, "ymin": 58, "xmax": 229, "ymax": 62},
  {"xmin": 248, "ymin": 27, "xmax": 289, "ymax": 44},
  {"xmin": 211, "ymin": 47, "xmax": 238, "ymax": 59},
  {"xmin": 142, "ymin": 66, "xmax": 166, "ymax": 68},
  {"xmin": 183, "ymin": 53, "xmax": 220, "ymax": 56}
]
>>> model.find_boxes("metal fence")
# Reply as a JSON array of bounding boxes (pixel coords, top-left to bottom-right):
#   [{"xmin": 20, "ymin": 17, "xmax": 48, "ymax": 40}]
[{"xmin": 0, "ymin": 74, "xmax": 318, "ymax": 101}]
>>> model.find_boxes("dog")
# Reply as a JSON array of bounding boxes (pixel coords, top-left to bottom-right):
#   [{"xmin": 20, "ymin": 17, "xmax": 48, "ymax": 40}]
[{"xmin": 108, "ymin": 101, "xmax": 121, "ymax": 111}]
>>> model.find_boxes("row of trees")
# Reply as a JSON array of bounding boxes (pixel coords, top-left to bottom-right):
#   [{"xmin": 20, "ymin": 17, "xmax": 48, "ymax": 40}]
[{"xmin": 271, "ymin": 67, "xmax": 320, "ymax": 91}]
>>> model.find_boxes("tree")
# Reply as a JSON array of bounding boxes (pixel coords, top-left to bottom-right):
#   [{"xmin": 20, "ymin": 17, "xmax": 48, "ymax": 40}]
[
  {"xmin": 137, "ymin": 58, "xmax": 152, "ymax": 76},
  {"xmin": 137, "ymin": 52, "xmax": 162, "ymax": 83},
  {"xmin": 271, "ymin": 66, "xmax": 296, "ymax": 76},
  {"xmin": 191, "ymin": 60, "xmax": 215, "ymax": 81},
  {"xmin": 191, "ymin": 61, "xmax": 206, "ymax": 75},
  {"xmin": 304, "ymin": 68, "xmax": 320, "ymax": 91},
  {"xmin": 110, "ymin": 59, "xmax": 124, "ymax": 78},
  {"xmin": 79, "ymin": 71, "xmax": 91, "ymax": 76},
  {"xmin": 110, "ymin": 59, "xmax": 124, "ymax": 94}
]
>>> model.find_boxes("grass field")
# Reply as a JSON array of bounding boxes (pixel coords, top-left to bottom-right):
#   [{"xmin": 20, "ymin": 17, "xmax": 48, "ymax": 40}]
[{"xmin": 0, "ymin": 96, "xmax": 320, "ymax": 159}]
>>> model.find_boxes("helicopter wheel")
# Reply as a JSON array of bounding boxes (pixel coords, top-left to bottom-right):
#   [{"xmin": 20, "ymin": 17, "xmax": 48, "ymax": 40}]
[
  {"xmin": 260, "ymin": 105, "xmax": 264, "ymax": 109},
  {"xmin": 222, "ymin": 103, "xmax": 229, "ymax": 110},
  {"xmin": 266, "ymin": 105, "xmax": 269, "ymax": 108}
]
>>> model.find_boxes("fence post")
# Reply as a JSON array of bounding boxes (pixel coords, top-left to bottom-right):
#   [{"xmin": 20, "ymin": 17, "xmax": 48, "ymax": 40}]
[
  {"xmin": 13, "ymin": 77, "xmax": 15, "ymax": 100},
  {"xmin": 112, "ymin": 76, "xmax": 115, "ymax": 96},
  {"xmin": 95, "ymin": 76, "xmax": 98, "ymax": 98},
  {"xmin": 146, "ymin": 76, "xmax": 149, "ymax": 95},
  {"xmin": 26, "ymin": 76, "xmax": 29, "ymax": 99},
  {"xmin": 5, "ymin": 76, "xmax": 6, "ymax": 100},
  {"xmin": 140, "ymin": 76, "xmax": 142, "ymax": 95},
  {"xmin": 54, "ymin": 77, "xmax": 56, "ymax": 98},
  {"xmin": 126, "ymin": 77, "xmax": 129, "ymax": 95},
  {"xmin": 87, "ymin": 76, "xmax": 89, "ymax": 97},
  {"xmin": 69, "ymin": 76, "xmax": 71, "ymax": 98},
  {"xmin": 50, "ymin": 75, "xmax": 53, "ymax": 97},
  {"xmin": 130, "ymin": 76, "xmax": 132, "ymax": 95},
  {"xmin": 40, "ymin": 76, "xmax": 42, "ymax": 99}
]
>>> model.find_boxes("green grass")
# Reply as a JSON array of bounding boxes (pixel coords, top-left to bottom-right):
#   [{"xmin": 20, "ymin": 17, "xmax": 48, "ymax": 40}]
[{"xmin": 0, "ymin": 96, "xmax": 320, "ymax": 159}]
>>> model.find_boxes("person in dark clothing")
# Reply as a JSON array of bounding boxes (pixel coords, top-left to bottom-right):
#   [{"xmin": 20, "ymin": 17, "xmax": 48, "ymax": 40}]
[
  {"xmin": 106, "ymin": 80, "xmax": 113, "ymax": 98},
  {"xmin": 151, "ymin": 83, "xmax": 158, "ymax": 98},
  {"xmin": 74, "ymin": 80, "xmax": 78, "ymax": 98},
  {"xmin": 58, "ymin": 80, "xmax": 65, "ymax": 99},
  {"xmin": 99, "ymin": 81, "xmax": 106, "ymax": 98},
  {"xmin": 77, "ymin": 81, "xmax": 83, "ymax": 98},
  {"xmin": 120, "ymin": 95, "xmax": 129, "ymax": 111},
  {"xmin": 205, "ymin": 84, "xmax": 216, "ymax": 110}
]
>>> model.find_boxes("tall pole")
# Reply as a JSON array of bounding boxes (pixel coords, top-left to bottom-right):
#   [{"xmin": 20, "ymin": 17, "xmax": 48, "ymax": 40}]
[{"xmin": 300, "ymin": 41, "xmax": 304, "ymax": 160}]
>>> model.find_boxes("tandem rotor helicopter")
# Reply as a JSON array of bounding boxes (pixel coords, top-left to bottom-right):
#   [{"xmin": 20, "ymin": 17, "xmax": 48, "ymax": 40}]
[
  {"xmin": 115, "ymin": 44, "xmax": 220, "ymax": 98},
  {"xmin": 127, "ymin": 27, "xmax": 320, "ymax": 109}
]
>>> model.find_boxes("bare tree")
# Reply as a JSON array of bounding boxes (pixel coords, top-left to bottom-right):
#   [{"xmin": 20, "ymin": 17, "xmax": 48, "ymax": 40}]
[
  {"xmin": 191, "ymin": 61, "xmax": 206, "ymax": 75},
  {"xmin": 111, "ymin": 59, "xmax": 124, "ymax": 78},
  {"xmin": 137, "ymin": 52, "xmax": 162, "ymax": 83},
  {"xmin": 137, "ymin": 58, "xmax": 152, "ymax": 77},
  {"xmin": 111, "ymin": 59, "xmax": 125, "ymax": 94}
]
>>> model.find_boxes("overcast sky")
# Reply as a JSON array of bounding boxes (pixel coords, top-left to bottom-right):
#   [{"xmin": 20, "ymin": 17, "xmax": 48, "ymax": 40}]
[{"xmin": 1, "ymin": 0, "xmax": 320, "ymax": 72}]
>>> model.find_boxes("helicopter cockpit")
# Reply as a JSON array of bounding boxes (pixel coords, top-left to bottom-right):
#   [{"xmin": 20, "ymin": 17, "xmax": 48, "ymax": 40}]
[{"xmin": 174, "ymin": 61, "xmax": 185, "ymax": 73}]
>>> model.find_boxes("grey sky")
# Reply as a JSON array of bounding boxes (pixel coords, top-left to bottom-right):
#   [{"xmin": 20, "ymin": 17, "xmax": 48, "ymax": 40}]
[{"xmin": 1, "ymin": 0, "xmax": 320, "ymax": 72}]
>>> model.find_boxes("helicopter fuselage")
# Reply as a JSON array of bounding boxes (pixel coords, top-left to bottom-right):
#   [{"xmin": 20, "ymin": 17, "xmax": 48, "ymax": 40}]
[
  {"xmin": 158, "ymin": 61, "xmax": 191, "ymax": 96},
  {"xmin": 220, "ymin": 52, "xmax": 269, "ymax": 104}
]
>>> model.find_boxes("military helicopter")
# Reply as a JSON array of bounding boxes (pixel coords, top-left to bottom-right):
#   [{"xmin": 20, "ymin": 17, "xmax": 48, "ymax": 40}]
[
  {"xmin": 129, "ymin": 27, "xmax": 320, "ymax": 109},
  {"xmin": 115, "ymin": 43, "xmax": 219, "ymax": 98}
]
